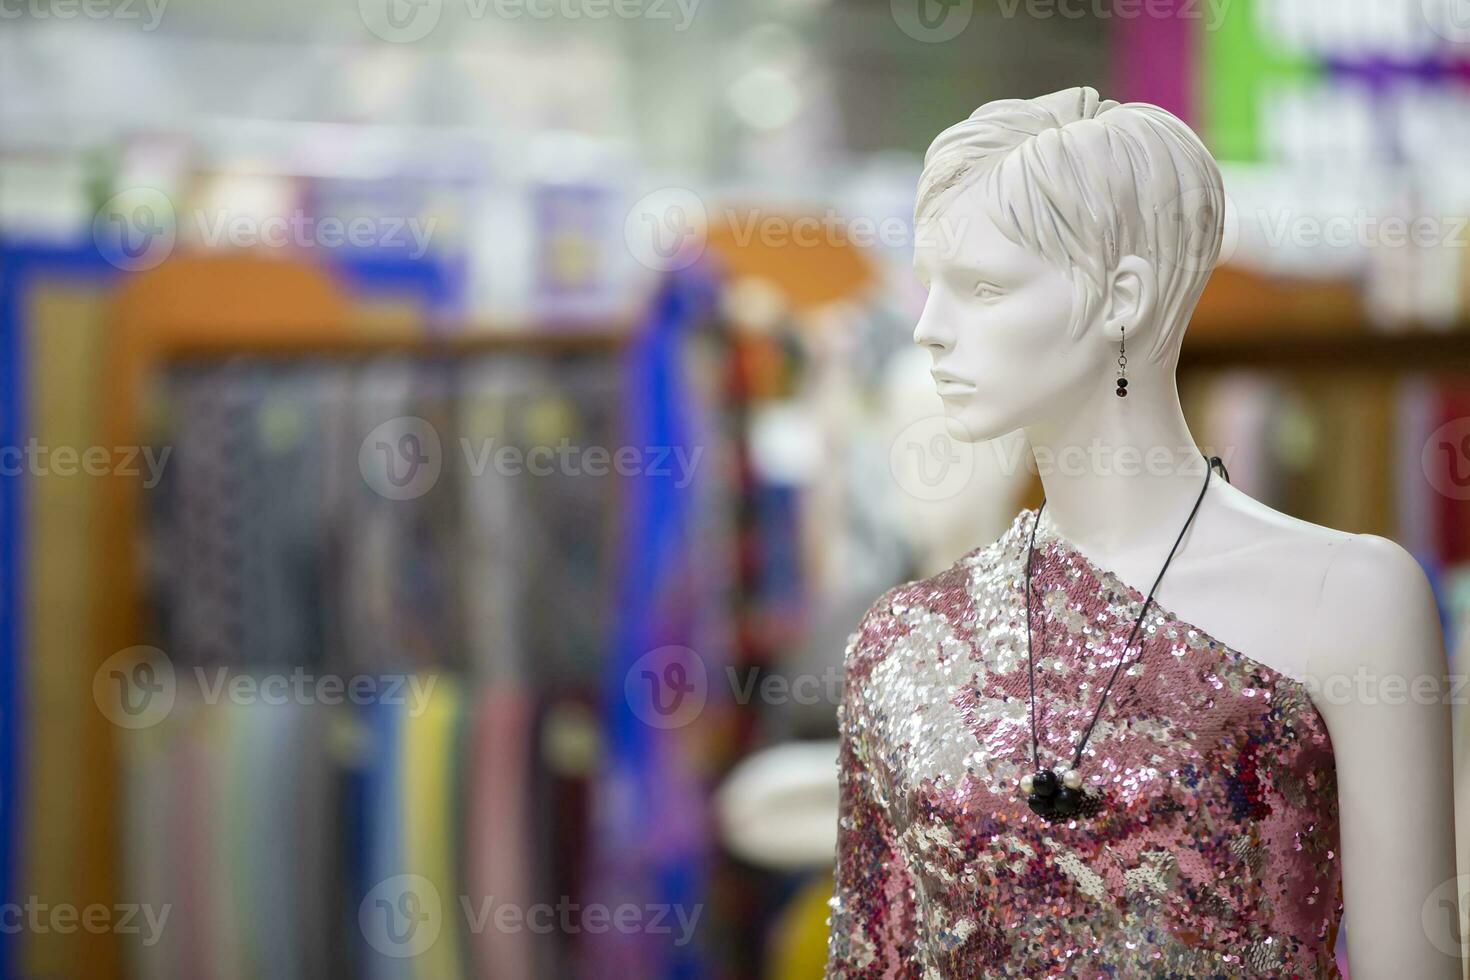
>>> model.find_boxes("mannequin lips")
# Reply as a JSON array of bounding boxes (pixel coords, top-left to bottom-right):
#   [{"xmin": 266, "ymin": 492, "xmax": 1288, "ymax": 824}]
[{"xmin": 931, "ymin": 372, "xmax": 977, "ymax": 397}]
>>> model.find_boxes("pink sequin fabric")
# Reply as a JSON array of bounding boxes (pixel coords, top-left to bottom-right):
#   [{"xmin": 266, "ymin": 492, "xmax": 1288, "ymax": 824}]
[{"xmin": 826, "ymin": 509, "xmax": 1342, "ymax": 979}]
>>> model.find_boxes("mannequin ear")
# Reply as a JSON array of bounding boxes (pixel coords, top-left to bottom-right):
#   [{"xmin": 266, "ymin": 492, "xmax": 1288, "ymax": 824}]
[{"xmin": 1103, "ymin": 255, "xmax": 1157, "ymax": 344}]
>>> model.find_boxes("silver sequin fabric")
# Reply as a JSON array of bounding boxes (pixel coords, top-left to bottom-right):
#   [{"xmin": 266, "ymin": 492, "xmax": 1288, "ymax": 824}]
[{"xmin": 825, "ymin": 509, "xmax": 1342, "ymax": 979}]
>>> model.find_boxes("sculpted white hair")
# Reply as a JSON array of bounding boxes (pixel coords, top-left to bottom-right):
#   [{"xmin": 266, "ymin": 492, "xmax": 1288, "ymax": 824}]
[{"xmin": 916, "ymin": 86, "xmax": 1224, "ymax": 361}]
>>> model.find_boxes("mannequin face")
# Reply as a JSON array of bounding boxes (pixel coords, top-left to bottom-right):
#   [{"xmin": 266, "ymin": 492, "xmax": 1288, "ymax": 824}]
[{"xmin": 913, "ymin": 183, "xmax": 1102, "ymax": 442}]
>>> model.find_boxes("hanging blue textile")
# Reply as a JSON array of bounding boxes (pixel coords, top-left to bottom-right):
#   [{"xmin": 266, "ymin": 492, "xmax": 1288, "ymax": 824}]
[{"xmin": 593, "ymin": 267, "xmax": 718, "ymax": 980}]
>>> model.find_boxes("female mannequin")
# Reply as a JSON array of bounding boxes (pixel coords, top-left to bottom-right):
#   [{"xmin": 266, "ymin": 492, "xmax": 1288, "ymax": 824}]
[{"xmin": 825, "ymin": 87, "xmax": 1459, "ymax": 977}]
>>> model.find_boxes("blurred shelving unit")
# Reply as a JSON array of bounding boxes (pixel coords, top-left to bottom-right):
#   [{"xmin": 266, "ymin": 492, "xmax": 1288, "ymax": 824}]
[{"xmin": 1184, "ymin": 266, "xmax": 1470, "ymax": 373}]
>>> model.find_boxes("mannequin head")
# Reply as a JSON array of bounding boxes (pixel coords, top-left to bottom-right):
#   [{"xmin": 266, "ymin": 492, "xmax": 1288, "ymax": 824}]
[{"xmin": 912, "ymin": 86, "xmax": 1224, "ymax": 441}]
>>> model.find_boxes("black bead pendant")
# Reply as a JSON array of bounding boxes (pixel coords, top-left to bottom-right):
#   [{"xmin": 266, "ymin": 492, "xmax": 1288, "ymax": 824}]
[
  {"xmin": 1024, "ymin": 768, "xmax": 1059, "ymax": 818},
  {"xmin": 1023, "ymin": 767, "xmax": 1102, "ymax": 822}
]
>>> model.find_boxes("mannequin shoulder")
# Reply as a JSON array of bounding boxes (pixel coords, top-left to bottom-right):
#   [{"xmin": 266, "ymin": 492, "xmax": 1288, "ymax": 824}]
[
  {"xmin": 1307, "ymin": 531, "xmax": 1443, "ymax": 678},
  {"xmin": 842, "ymin": 539, "xmax": 998, "ymax": 676},
  {"xmin": 1182, "ymin": 487, "xmax": 1434, "ymax": 678}
]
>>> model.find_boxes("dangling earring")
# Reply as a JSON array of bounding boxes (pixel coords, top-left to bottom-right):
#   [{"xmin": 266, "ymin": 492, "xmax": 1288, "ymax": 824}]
[{"xmin": 1115, "ymin": 331, "xmax": 1129, "ymax": 398}]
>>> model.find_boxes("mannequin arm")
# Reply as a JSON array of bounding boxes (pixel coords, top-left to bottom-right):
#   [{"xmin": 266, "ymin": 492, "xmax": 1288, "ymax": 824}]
[{"xmin": 1307, "ymin": 534, "xmax": 1461, "ymax": 979}]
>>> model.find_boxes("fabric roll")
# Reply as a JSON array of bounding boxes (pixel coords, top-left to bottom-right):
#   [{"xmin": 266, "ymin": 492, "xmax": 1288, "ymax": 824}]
[
  {"xmin": 209, "ymin": 701, "xmax": 246, "ymax": 980},
  {"xmin": 120, "ymin": 716, "xmax": 180, "ymax": 980},
  {"xmin": 170, "ymin": 364, "xmax": 253, "ymax": 668},
  {"xmin": 1394, "ymin": 377, "xmax": 1438, "ymax": 563},
  {"xmin": 766, "ymin": 873, "xmax": 834, "ymax": 980},
  {"xmin": 236, "ymin": 368, "xmax": 331, "ymax": 671},
  {"xmin": 401, "ymin": 676, "xmax": 464, "ymax": 980},
  {"xmin": 292, "ymin": 703, "xmax": 336, "ymax": 980},
  {"xmin": 170, "ymin": 700, "xmax": 218, "ymax": 979},
  {"xmin": 241, "ymin": 700, "xmax": 307, "ymax": 980},
  {"xmin": 361, "ymin": 700, "xmax": 408, "ymax": 980},
  {"xmin": 457, "ymin": 360, "xmax": 531, "ymax": 686},
  {"xmin": 465, "ymin": 686, "xmax": 538, "ymax": 979},
  {"xmin": 1435, "ymin": 385, "xmax": 1470, "ymax": 564},
  {"xmin": 340, "ymin": 360, "xmax": 463, "ymax": 676}
]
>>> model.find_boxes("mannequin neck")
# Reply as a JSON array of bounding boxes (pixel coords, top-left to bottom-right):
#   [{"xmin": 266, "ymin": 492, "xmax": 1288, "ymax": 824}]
[{"xmin": 1023, "ymin": 368, "xmax": 1208, "ymax": 560}]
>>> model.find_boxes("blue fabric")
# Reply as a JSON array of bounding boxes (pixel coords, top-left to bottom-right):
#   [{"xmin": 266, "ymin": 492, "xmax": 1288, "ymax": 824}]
[
  {"xmin": 362, "ymin": 699, "xmax": 407, "ymax": 980},
  {"xmin": 599, "ymin": 268, "xmax": 717, "ymax": 980}
]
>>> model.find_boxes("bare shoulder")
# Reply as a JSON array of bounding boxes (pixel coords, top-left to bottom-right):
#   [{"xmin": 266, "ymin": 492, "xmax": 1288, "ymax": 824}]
[{"xmin": 1310, "ymin": 530, "xmax": 1443, "ymax": 675}]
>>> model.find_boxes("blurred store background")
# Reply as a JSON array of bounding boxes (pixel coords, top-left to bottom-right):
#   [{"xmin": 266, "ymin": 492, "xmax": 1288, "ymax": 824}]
[{"xmin": 4, "ymin": 0, "xmax": 1470, "ymax": 977}]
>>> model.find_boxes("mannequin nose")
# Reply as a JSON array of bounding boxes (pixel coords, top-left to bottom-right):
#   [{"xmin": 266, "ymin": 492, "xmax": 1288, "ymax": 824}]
[{"xmin": 912, "ymin": 304, "xmax": 952, "ymax": 353}]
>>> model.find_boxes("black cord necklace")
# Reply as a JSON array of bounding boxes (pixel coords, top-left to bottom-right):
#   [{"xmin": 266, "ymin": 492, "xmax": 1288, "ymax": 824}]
[{"xmin": 1019, "ymin": 454, "xmax": 1228, "ymax": 823}]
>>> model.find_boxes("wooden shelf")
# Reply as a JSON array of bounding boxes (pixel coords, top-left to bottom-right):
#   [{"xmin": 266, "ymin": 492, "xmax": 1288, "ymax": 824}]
[
  {"xmin": 1181, "ymin": 328, "xmax": 1470, "ymax": 372},
  {"xmin": 158, "ymin": 324, "xmax": 630, "ymax": 360},
  {"xmin": 1181, "ymin": 265, "xmax": 1470, "ymax": 372}
]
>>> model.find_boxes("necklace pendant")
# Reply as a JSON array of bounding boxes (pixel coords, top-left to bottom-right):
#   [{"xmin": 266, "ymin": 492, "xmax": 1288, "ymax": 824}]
[
  {"xmin": 1022, "ymin": 768, "xmax": 1059, "ymax": 818},
  {"xmin": 1021, "ymin": 767, "xmax": 1099, "ymax": 822}
]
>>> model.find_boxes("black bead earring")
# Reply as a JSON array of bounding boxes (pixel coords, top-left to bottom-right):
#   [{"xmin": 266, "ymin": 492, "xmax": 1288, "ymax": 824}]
[{"xmin": 1115, "ymin": 332, "xmax": 1129, "ymax": 398}]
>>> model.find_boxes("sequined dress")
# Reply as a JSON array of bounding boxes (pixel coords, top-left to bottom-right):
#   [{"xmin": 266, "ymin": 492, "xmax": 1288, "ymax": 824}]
[{"xmin": 825, "ymin": 509, "xmax": 1342, "ymax": 979}]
